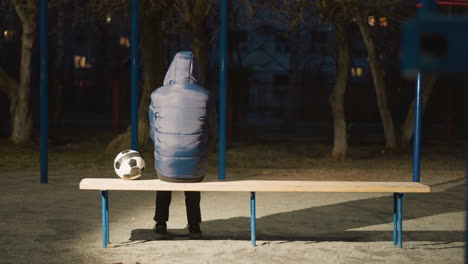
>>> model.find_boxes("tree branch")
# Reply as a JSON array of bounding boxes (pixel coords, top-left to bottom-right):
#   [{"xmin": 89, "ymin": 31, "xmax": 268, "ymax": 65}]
[{"xmin": 11, "ymin": 0, "xmax": 36, "ymax": 26}]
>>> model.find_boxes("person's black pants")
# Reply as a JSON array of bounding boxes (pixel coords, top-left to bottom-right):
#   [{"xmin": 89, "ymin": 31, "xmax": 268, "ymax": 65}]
[{"xmin": 154, "ymin": 191, "xmax": 201, "ymax": 225}]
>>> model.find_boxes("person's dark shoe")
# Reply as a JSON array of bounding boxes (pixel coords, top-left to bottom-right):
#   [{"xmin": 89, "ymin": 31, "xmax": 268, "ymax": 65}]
[
  {"xmin": 188, "ymin": 223, "xmax": 202, "ymax": 239},
  {"xmin": 153, "ymin": 223, "xmax": 170, "ymax": 240}
]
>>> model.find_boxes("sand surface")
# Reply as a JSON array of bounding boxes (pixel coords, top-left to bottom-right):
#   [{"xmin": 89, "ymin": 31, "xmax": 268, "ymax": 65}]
[{"xmin": 0, "ymin": 167, "xmax": 464, "ymax": 264}]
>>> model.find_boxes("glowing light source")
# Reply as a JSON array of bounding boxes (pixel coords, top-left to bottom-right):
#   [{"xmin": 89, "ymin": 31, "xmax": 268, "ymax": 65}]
[
  {"xmin": 351, "ymin": 67, "xmax": 363, "ymax": 77},
  {"xmin": 3, "ymin": 30, "xmax": 15, "ymax": 40},
  {"xmin": 119, "ymin": 37, "xmax": 130, "ymax": 47},
  {"xmin": 74, "ymin": 56, "xmax": 92, "ymax": 69},
  {"xmin": 106, "ymin": 14, "xmax": 111, "ymax": 24},
  {"xmin": 368, "ymin": 16, "xmax": 376, "ymax": 27},
  {"xmin": 379, "ymin": 17, "xmax": 388, "ymax": 27},
  {"xmin": 356, "ymin": 67, "xmax": 362, "ymax": 77}
]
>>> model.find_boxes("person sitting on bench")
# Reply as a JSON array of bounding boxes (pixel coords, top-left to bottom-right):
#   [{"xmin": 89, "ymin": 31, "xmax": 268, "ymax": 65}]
[{"xmin": 148, "ymin": 51, "xmax": 217, "ymax": 239}]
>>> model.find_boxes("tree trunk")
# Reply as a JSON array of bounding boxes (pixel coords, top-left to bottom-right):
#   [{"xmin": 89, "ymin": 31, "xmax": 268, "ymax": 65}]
[
  {"xmin": 400, "ymin": 75, "xmax": 438, "ymax": 146},
  {"xmin": 177, "ymin": 0, "xmax": 213, "ymax": 87},
  {"xmin": 10, "ymin": 2, "xmax": 36, "ymax": 144},
  {"xmin": 191, "ymin": 25, "xmax": 209, "ymax": 86},
  {"xmin": 329, "ymin": 21, "xmax": 350, "ymax": 160},
  {"xmin": 356, "ymin": 16, "xmax": 397, "ymax": 149},
  {"xmin": 105, "ymin": 9, "xmax": 165, "ymax": 154},
  {"xmin": 0, "ymin": 67, "xmax": 19, "ymax": 131}
]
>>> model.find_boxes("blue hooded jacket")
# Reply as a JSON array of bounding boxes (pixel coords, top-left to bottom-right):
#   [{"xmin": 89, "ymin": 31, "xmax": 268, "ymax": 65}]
[{"xmin": 149, "ymin": 51, "xmax": 217, "ymax": 182}]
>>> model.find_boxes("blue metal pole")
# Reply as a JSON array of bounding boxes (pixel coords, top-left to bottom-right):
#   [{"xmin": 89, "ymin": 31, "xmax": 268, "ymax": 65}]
[
  {"xmin": 130, "ymin": 0, "xmax": 139, "ymax": 151},
  {"xmin": 39, "ymin": 0, "xmax": 48, "ymax": 184},
  {"xmin": 250, "ymin": 192, "xmax": 256, "ymax": 246},
  {"xmin": 412, "ymin": 72, "xmax": 423, "ymax": 182},
  {"xmin": 101, "ymin": 191, "xmax": 109, "ymax": 248},
  {"xmin": 412, "ymin": 0, "xmax": 437, "ymax": 185},
  {"xmin": 465, "ymin": 141, "xmax": 468, "ymax": 264},
  {"xmin": 106, "ymin": 193, "xmax": 109, "ymax": 243},
  {"xmin": 393, "ymin": 193, "xmax": 397, "ymax": 246},
  {"xmin": 218, "ymin": 0, "xmax": 228, "ymax": 180},
  {"xmin": 412, "ymin": 0, "xmax": 436, "ymax": 183},
  {"xmin": 398, "ymin": 194, "xmax": 404, "ymax": 248}
]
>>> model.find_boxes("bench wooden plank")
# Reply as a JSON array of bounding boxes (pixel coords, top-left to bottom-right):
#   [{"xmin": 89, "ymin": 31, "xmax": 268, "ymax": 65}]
[{"xmin": 79, "ymin": 179, "xmax": 430, "ymax": 193}]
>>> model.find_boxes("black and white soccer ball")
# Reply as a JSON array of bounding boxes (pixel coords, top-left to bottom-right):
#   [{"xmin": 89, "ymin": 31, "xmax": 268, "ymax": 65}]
[{"xmin": 114, "ymin": 150, "xmax": 145, "ymax": 180}]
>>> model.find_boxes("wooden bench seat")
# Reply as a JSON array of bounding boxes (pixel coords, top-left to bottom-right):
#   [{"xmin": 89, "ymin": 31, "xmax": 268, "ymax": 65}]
[
  {"xmin": 80, "ymin": 178, "xmax": 430, "ymax": 193},
  {"xmin": 79, "ymin": 178, "xmax": 431, "ymax": 248}
]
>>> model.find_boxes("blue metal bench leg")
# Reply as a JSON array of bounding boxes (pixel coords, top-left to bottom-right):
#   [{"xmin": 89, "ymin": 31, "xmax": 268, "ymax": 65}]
[
  {"xmin": 393, "ymin": 193, "xmax": 405, "ymax": 248},
  {"xmin": 250, "ymin": 192, "xmax": 256, "ymax": 247},
  {"xmin": 398, "ymin": 194, "xmax": 405, "ymax": 248},
  {"xmin": 393, "ymin": 193, "xmax": 397, "ymax": 246},
  {"xmin": 101, "ymin": 190, "xmax": 109, "ymax": 248}
]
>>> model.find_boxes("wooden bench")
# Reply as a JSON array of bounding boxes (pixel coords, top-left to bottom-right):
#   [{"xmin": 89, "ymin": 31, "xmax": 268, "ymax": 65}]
[{"xmin": 79, "ymin": 179, "xmax": 431, "ymax": 248}]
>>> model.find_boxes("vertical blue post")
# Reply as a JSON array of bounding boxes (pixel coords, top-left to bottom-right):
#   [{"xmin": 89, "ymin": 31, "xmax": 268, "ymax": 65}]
[
  {"xmin": 250, "ymin": 192, "xmax": 256, "ymax": 246},
  {"xmin": 101, "ymin": 191, "xmax": 109, "ymax": 248},
  {"xmin": 412, "ymin": 0, "xmax": 436, "ymax": 183},
  {"xmin": 412, "ymin": 72, "xmax": 423, "ymax": 182},
  {"xmin": 130, "ymin": 0, "xmax": 139, "ymax": 151},
  {"xmin": 39, "ymin": 0, "xmax": 48, "ymax": 184},
  {"xmin": 465, "ymin": 141, "xmax": 468, "ymax": 264},
  {"xmin": 218, "ymin": 0, "xmax": 228, "ymax": 180},
  {"xmin": 397, "ymin": 194, "xmax": 404, "ymax": 248},
  {"xmin": 393, "ymin": 193, "xmax": 397, "ymax": 245}
]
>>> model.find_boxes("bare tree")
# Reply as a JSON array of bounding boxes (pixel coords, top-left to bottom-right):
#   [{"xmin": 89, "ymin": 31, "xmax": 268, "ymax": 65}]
[
  {"xmin": 320, "ymin": 0, "xmax": 404, "ymax": 150},
  {"xmin": 317, "ymin": 0, "xmax": 352, "ymax": 160},
  {"xmin": 352, "ymin": 1, "xmax": 437, "ymax": 149},
  {"xmin": 0, "ymin": 68, "xmax": 20, "ymax": 131},
  {"xmin": 0, "ymin": 0, "xmax": 37, "ymax": 144},
  {"xmin": 329, "ymin": 21, "xmax": 351, "ymax": 160},
  {"xmin": 354, "ymin": 12, "xmax": 397, "ymax": 149}
]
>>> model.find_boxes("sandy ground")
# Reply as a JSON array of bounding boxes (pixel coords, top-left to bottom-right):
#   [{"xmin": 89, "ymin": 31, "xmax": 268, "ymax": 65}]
[{"xmin": 0, "ymin": 165, "xmax": 465, "ymax": 264}]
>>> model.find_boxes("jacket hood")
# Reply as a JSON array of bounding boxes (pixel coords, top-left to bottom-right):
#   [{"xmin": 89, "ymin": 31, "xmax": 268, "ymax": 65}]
[{"xmin": 163, "ymin": 51, "xmax": 199, "ymax": 85}]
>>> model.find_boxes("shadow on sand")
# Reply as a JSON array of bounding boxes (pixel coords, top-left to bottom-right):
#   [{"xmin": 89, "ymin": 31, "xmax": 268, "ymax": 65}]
[{"xmin": 128, "ymin": 180, "xmax": 465, "ymax": 245}]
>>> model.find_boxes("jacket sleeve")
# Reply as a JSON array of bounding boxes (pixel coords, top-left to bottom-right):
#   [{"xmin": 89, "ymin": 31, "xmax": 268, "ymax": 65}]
[{"xmin": 148, "ymin": 94, "xmax": 156, "ymax": 144}]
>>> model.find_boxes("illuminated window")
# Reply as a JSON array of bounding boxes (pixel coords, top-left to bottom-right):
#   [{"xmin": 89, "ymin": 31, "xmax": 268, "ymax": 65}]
[
  {"xmin": 74, "ymin": 56, "xmax": 92, "ymax": 69},
  {"xmin": 379, "ymin": 17, "xmax": 388, "ymax": 27},
  {"xmin": 368, "ymin": 16, "xmax": 375, "ymax": 27},
  {"xmin": 106, "ymin": 14, "xmax": 111, "ymax": 24},
  {"xmin": 3, "ymin": 30, "xmax": 15, "ymax": 40},
  {"xmin": 351, "ymin": 67, "xmax": 363, "ymax": 77},
  {"xmin": 356, "ymin": 67, "xmax": 362, "ymax": 77},
  {"xmin": 119, "ymin": 36, "xmax": 130, "ymax": 47}
]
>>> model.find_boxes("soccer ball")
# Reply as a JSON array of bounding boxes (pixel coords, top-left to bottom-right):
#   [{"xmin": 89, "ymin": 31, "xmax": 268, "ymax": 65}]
[{"xmin": 114, "ymin": 150, "xmax": 145, "ymax": 180}]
